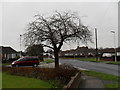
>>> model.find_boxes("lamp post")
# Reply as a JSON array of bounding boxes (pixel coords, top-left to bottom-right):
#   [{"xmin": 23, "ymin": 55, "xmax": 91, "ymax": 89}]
[
  {"xmin": 20, "ymin": 34, "xmax": 22, "ymax": 57},
  {"xmin": 95, "ymin": 28, "xmax": 98, "ymax": 61},
  {"xmin": 110, "ymin": 31, "xmax": 117, "ymax": 62}
]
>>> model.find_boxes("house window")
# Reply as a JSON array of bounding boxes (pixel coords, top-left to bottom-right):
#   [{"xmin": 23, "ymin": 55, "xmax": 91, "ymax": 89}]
[
  {"xmin": 12, "ymin": 54, "xmax": 16, "ymax": 58},
  {"xmin": 80, "ymin": 53, "xmax": 83, "ymax": 55}
]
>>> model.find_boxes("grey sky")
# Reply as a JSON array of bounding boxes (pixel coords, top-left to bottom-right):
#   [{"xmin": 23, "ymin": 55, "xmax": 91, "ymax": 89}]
[{"xmin": 2, "ymin": 2, "xmax": 118, "ymax": 51}]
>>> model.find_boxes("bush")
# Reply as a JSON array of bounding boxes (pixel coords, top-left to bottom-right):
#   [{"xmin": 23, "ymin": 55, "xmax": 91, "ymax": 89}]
[{"xmin": 2, "ymin": 64, "xmax": 80, "ymax": 85}]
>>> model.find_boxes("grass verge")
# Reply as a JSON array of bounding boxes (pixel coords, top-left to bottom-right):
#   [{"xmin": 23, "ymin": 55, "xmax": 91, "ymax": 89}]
[
  {"xmin": 106, "ymin": 62, "xmax": 120, "ymax": 65},
  {"xmin": 83, "ymin": 70, "xmax": 120, "ymax": 88},
  {"xmin": 2, "ymin": 72, "xmax": 53, "ymax": 88},
  {"xmin": 42, "ymin": 59, "xmax": 54, "ymax": 63},
  {"xmin": 2, "ymin": 63, "xmax": 11, "ymax": 66},
  {"xmin": 78, "ymin": 57, "xmax": 96, "ymax": 61},
  {"xmin": 83, "ymin": 70, "xmax": 119, "ymax": 81},
  {"xmin": 78, "ymin": 58, "xmax": 106, "ymax": 63},
  {"xmin": 104, "ymin": 84, "xmax": 119, "ymax": 88},
  {"xmin": 61, "ymin": 57, "xmax": 104, "ymax": 62}
]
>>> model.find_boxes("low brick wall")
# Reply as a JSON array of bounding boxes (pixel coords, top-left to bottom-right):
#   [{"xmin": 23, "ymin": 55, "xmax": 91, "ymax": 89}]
[{"xmin": 62, "ymin": 71, "xmax": 81, "ymax": 89}]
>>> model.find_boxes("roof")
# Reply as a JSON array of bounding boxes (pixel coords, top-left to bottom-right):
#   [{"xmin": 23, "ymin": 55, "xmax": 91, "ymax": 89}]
[
  {"xmin": 59, "ymin": 47, "xmax": 120, "ymax": 55},
  {"xmin": 0, "ymin": 46, "xmax": 17, "ymax": 54},
  {"xmin": 59, "ymin": 46, "xmax": 95, "ymax": 55}
]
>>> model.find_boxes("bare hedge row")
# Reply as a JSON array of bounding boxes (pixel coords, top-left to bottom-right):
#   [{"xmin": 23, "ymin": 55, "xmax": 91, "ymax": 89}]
[{"xmin": 2, "ymin": 64, "xmax": 80, "ymax": 85}]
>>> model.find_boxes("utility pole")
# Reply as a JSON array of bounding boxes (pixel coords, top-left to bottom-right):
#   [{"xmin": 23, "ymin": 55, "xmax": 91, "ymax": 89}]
[
  {"xmin": 95, "ymin": 28, "xmax": 98, "ymax": 61},
  {"xmin": 111, "ymin": 31, "xmax": 117, "ymax": 62}
]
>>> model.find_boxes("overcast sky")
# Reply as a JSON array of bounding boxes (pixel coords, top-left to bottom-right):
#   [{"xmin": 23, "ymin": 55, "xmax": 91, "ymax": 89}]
[{"xmin": 1, "ymin": 1, "xmax": 119, "ymax": 51}]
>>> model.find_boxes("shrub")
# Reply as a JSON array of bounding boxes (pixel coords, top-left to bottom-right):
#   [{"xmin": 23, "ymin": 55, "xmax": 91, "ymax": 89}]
[{"xmin": 2, "ymin": 64, "xmax": 80, "ymax": 85}]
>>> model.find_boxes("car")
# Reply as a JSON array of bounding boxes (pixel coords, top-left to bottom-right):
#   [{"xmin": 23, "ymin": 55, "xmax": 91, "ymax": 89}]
[{"xmin": 11, "ymin": 56, "xmax": 40, "ymax": 67}]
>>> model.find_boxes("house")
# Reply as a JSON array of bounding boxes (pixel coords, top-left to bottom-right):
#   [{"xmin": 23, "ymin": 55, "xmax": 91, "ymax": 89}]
[
  {"xmin": 59, "ymin": 46, "xmax": 95, "ymax": 57},
  {"xmin": 99, "ymin": 47, "xmax": 120, "ymax": 61},
  {"xmin": 99, "ymin": 48, "xmax": 120, "ymax": 57},
  {"xmin": 0, "ymin": 46, "xmax": 18, "ymax": 60}
]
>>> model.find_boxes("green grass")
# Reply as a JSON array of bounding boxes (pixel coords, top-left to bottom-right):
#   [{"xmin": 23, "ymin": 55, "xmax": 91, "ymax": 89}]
[
  {"xmin": 83, "ymin": 70, "xmax": 120, "ymax": 88},
  {"xmin": 106, "ymin": 62, "xmax": 120, "ymax": 65},
  {"xmin": 42, "ymin": 59, "xmax": 54, "ymax": 63},
  {"xmin": 90, "ymin": 60, "xmax": 106, "ymax": 63},
  {"xmin": 83, "ymin": 70, "xmax": 120, "ymax": 82},
  {"xmin": 2, "ymin": 72, "xmax": 53, "ymax": 88},
  {"xmin": 1, "ymin": 63, "xmax": 10, "ymax": 66},
  {"xmin": 60, "ymin": 57, "xmax": 97, "ymax": 61},
  {"xmin": 0, "ymin": 72, "xmax": 1, "ymax": 89},
  {"xmin": 104, "ymin": 84, "xmax": 119, "ymax": 88},
  {"xmin": 78, "ymin": 57, "xmax": 105, "ymax": 63},
  {"xmin": 78, "ymin": 57, "xmax": 96, "ymax": 61},
  {"xmin": 61, "ymin": 57, "xmax": 104, "ymax": 62}
]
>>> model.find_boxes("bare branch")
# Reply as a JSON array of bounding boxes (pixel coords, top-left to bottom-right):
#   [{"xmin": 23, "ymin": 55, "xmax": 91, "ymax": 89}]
[
  {"xmin": 41, "ymin": 44, "xmax": 54, "ymax": 50},
  {"xmin": 23, "ymin": 11, "xmax": 92, "ymax": 53}
]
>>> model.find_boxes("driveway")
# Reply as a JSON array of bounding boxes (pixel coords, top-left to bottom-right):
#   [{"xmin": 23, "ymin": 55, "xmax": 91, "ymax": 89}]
[{"xmin": 59, "ymin": 59, "xmax": 119, "ymax": 76}]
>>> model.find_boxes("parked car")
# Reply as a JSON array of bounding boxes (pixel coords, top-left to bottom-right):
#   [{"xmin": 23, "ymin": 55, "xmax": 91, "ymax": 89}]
[{"xmin": 11, "ymin": 56, "xmax": 40, "ymax": 67}]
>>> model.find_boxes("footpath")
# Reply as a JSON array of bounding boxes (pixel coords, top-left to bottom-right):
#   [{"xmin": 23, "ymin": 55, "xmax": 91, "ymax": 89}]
[
  {"xmin": 38, "ymin": 62, "xmax": 56, "ymax": 68},
  {"xmin": 79, "ymin": 73, "xmax": 105, "ymax": 88}
]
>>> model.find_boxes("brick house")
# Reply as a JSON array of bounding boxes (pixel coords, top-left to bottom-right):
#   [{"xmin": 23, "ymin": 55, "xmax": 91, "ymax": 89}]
[
  {"xmin": 59, "ymin": 46, "xmax": 95, "ymax": 57},
  {"xmin": 0, "ymin": 46, "xmax": 18, "ymax": 60}
]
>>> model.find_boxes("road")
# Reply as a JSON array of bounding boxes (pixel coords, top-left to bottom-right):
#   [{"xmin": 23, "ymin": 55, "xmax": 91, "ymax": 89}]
[{"xmin": 59, "ymin": 59, "xmax": 119, "ymax": 76}]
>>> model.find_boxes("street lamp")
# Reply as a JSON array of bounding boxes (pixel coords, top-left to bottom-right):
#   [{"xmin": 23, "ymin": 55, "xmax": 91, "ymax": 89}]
[
  {"xmin": 95, "ymin": 28, "xmax": 98, "ymax": 61},
  {"xmin": 20, "ymin": 34, "xmax": 22, "ymax": 57},
  {"xmin": 110, "ymin": 31, "xmax": 117, "ymax": 62}
]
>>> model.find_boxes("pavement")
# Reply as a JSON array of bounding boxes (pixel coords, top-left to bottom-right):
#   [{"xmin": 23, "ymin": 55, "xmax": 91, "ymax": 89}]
[
  {"xmin": 38, "ymin": 62, "xmax": 55, "ymax": 68},
  {"xmin": 79, "ymin": 73, "xmax": 105, "ymax": 88}
]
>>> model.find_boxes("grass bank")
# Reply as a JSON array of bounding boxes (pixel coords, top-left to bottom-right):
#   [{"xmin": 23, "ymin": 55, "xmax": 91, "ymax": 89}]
[
  {"xmin": 42, "ymin": 59, "xmax": 54, "ymax": 63},
  {"xmin": 2, "ymin": 72, "xmax": 53, "ymax": 88},
  {"xmin": 106, "ymin": 62, "xmax": 120, "ymax": 65},
  {"xmin": 61, "ymin": 57, "xmax": 104, "ymax": 62},
  {"xmin": 83, "ymin": 70, "xmax": 119, "ymax": 81},
  {"xmin": 2, "ymin": 64, "xmax": 78, "ymax": 88},
  {"xmin": 61, "ymin": 57, "xmax": 120, "ymax": 64},
  {"xmin": 83, "ymin": 70, "xmax": 120, "ymax": 88},
  {"xmin": 104, "ymin": 84, "xmax": 119, "ymax": 88}
]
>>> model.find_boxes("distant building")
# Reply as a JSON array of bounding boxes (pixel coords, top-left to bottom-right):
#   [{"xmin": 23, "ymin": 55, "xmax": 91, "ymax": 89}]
[
  {"xmin": 0, "ymin": 46, "xmax": 18, "ymax": 60},
  {"xmin": 59, "ymin": 46, "xmax": 95, "ymax": 57},
  {"xmin": 59, "ymin": 47, "xmax": 120, "ymax": 58},
  {"xmin": 100, "ymin": 48, "xmax": 120, "ymax": 57}
]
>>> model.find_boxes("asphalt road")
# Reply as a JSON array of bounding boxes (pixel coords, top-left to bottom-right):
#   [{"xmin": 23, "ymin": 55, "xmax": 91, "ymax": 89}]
[{"xmin": 59, "ymin": 59, "xmax": 119, "ymax": 76}]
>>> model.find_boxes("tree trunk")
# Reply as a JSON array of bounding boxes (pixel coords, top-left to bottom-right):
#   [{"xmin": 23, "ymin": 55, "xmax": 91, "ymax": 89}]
[{"xmin": 54, "ymin": 49, "xmax": 59, "ymax": 68}]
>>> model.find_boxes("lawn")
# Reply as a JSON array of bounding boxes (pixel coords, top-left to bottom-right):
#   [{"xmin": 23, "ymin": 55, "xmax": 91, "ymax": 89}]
[
  {"xmin": 106, "ymin": 62, "xmax": 120, "ymax": 65},
  {"xmin": 78, "ymin": 57, "xmax": 106, "ymax": 63},
  {"xmin": 61, "ymin": 57, "xmax": 104, "ymax": 62},
  {"xmin": 83, "ymin": 70, "xmax": 120, "ymax": 88},
  {"xmin": 1, "ymin": 63, "xmax": 10, "ymax": 66},
  {"xmin": 42, "ymin": 59, "xmax": 54, "ymax": 63},
  {"xmin": 78, "ymin": 57, "xmax": 96, "ymax": 61},
  {"xmin": 105, "ymin": 84, "xmax": 119, "ymax": 88},
  {"xmin": 2, "ymin": 72, "xmax": 53, "ymax": 88},
  {"xmin": 83, "ymin": 70, "xmax": 120, "ymax": 81},
  {"xmin": 0, "ymin": 72, "xmax": 1, "ymax": 89}
]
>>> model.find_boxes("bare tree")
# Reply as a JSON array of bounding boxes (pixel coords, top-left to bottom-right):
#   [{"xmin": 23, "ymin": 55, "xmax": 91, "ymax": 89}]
[{"xmin": 23, "ymin": 11, "xmax": 92, "ymax": 68}]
